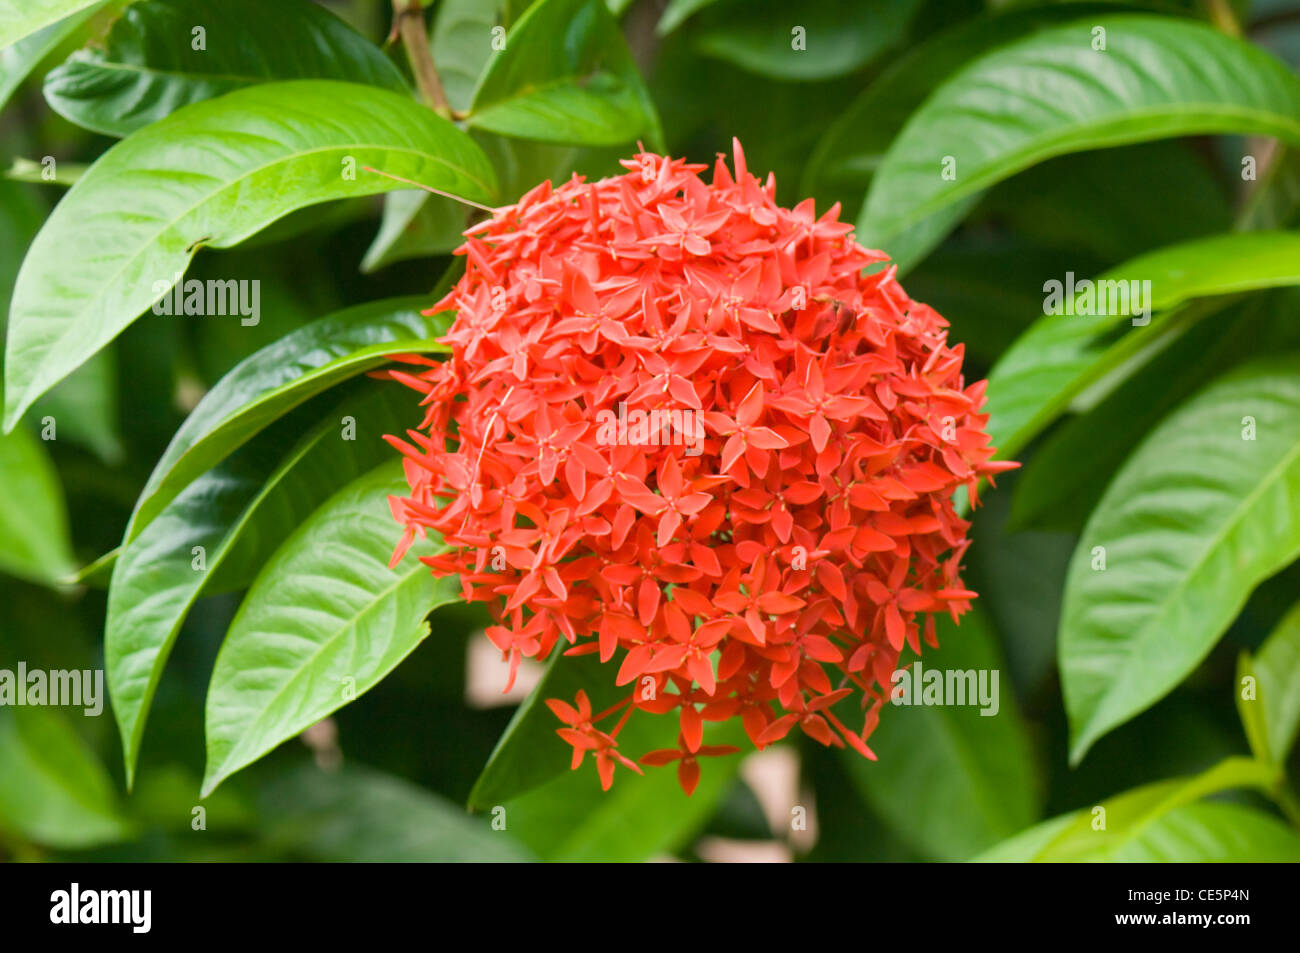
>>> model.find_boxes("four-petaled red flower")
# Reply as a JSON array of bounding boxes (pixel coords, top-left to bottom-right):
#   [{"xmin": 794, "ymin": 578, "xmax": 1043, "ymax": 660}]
[{"xmin": 385, "ymin": 140, "xmax": 1015, "ymax": 795}]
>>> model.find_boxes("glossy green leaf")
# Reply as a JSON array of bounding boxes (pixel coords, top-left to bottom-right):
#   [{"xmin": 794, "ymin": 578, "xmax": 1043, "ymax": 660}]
[
  {"xmin": 1061, "ymin": 356, "xmax": 1300, "ymax": 762},
  {"xmin": 2, "ymin": 79, "xmax": 496, "ymax": 430},
  {"xmin": 986, "ymin": 231, "xmax": 1300, "ymax": 462},
  {"xmin": 860, "ymin": 16, "xmax": 1300, "ymax": 258},
  {"xmin": 202, "ymin": 460, "xmax": 458, "ymax": 796},
  {"xmin": 259, "ymin": 763, "xmax": 535, "ymax": 862},
  {"xmin": 975, "ymin": 757, "xmax": 1288, "ymax": 861},
  {"xmin": 126, "ymin": 296, "xmax": 451, "ymax": 543},
  {"xmin": 108, "ymin": 384, "xmax": 417, "ymax": 787},
  {"xmin": 0, "ymin": 177, "xmax": 123, "ymax": 463},
  {"xmin": 43, "ymin": 0, "xmax": 406, "ymax": 137},
  {"xmin": 837, "ymin": 606, "xmax": 1041, "ymax": 861},
  {"xmin": 803, "ymin": 3, "xmax": 1114, "ymax": 215},
  {"xmin": 467, "ymin": 0, "xmax": 663, "ymax": 149},
  {"xmin": 1237, "ymin": 602, "xmax": 1300, "ymax": 766},
  {"xmin": 0, "ymin": 426, "xmax": 74, "ymax": 584},
  {"xmin": 0, "ymin": 1, "xmax": 100, "ymax": 110},
  {"xmin": 0, "ymin": 0, "xmax": 101, "ymax": 51},
  {"xmin": 0, "ymin": 708, "xmax": 130, "ymax": 849},
  {"xmin": 691, "ymin": 0, "xmax": 921, "ymax": 81}
]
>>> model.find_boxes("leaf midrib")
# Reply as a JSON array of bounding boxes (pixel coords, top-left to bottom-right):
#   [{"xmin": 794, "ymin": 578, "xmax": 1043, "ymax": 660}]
[
  {"xmin": 1075, "ymin": 424, "xmax": 1300, "ymax": 738},
  {"xmin": 13, "ymin": 129, "xmax": 489, "ymax": 416}
]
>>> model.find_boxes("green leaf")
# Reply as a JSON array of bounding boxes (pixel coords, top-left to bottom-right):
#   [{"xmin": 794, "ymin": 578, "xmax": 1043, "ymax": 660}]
[
  {"xmin": 1008, "ymin": 295, "xmax": 1276, "ymax": 533},
  {"xmin": 987, "ymin": 230, "xmax": 1300, "ymax": 462},
  {"xmin": 1237, "ymin": 601, "xmax": 1300, "ymax": 765},
  {"xmin": 432, "ymin": 0, "xmax": 504, "ymax": 114},
  {"xmin": 975, "ymin": 757, "xmax": 1289, "ymax": 861},
  {"xmin": 259, "ymin": 763, "xmax": 535, "ymax": 862},
  {"xmin": 837, "ymin": 606, "xmax": 1041, "ymax": 861},
  {"xmin": 0, "ymin": 708, "xmax": 130, "ymax": 849},
  {"xmin": 125, "ymin": 296, "xmax": 451, "ymax": 543},
  {"xmin": 467, "ymin": 0, "xmax": 663, "ymax": 149},
  {"xmin": 201, "ymin": 460, "xmax": 458, "ymax": 796},
  {"xmin": 43, "ymin": 0, "xmax": 406, "ymax": 137},
  {"xmin": 0, "ymin": 425, "xmax": 75, "ymax": 584},
  {"xmin": 859, "ymin": 15, "xmax": 1300, "ymax": 259},
  {"xmin": 362, "ymin": 135, "xmax": 578, "ymax": 273},
  {"xmin": 502, "ymin": 719, "xmax": 745, "ymax": 861},
  {"xmin": 1061, "ymin": 356, "xmax": 1300, "ymax": 762},
  {"xmin": 360, "ymin": 189, "xmax": 470, "ymax": 273},
  {"xmin": 108, "ymin": 384, "xmax": 417, "ymax": 788},
  {"xmin": 2, "ymin": 79, "xmax": 496, "ymax": 430},
  {"xmin": 0, "ymin": 0, "xmax": 101, "ymax": 51},
  {"xmin": 691, "ymin": 0, "xmax": 921, "ymax": 81},
  {"xmin": 0, "ymin": 1, "xmax": 100, "ymax": 110},
  {"xmin": 803, "ymin": 3, "xmax": 1115, "ymax": 216},
  {"xmin": 468, "ymin": 648, "xmax": 627, "ymax": 809}
]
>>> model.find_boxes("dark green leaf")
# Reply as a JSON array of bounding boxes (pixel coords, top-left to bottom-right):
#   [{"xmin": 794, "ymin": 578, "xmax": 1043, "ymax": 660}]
[
  {"xmin": 691, "ymin": 0, "xmax": 921, "ymax": 81},
  {"xmin": 44, "ymin": 0, "xmax": 406, "ymax": 137},
  {"xmin": 837, "ymin": 606, "xmax": 1041, "ymax": 860},
  {"xmin": 259, "ymin": 763, "xmax": 535, "ymax": 862},
  {"xmin": 467, "ymin": 0, "xmax": 663, "ymax": 149}
]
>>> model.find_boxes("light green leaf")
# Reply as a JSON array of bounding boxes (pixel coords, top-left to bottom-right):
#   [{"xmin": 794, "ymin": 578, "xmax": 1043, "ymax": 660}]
[
  {"xmin": 860, "ymin": 16, "xmax": 1300, "ymax": 258},
  {"xmin": 0, "ymin": 708, "xmax": 130, "ymax": 849},
  {"xmin": 201, "ymin": 460, "xmax": 458, "ymax": 796},
  {"xmin": 108, "ymin": 384, "xmax": 417, "ymax": 787},
  {"xmin": 0, "ymin": 1, "xmax": 100, "ymax": 110},
  {"xmin": 0, "ymin": 0, "xmax": 101, "ymax": 51},
  {"xmin": 1237, "ymin": 602, "xmax": 1300, "ymax": 765},
  {"xmin": 468, "ymin": 0, "xmax": 663, "ymax": 149},
  {"xmin": 259, "ymin": 763, "xmax": 535, "ymax": 862},
  {"xmin": 987, "ymin": 231, "xmax": 1300, "ymax": 462},
  {"xmin": 1062, "ymin": 356, "xmax": 1300, "ymax": 762},
  {"xmin": 975, "ymin": 757, "xmax": 1289, "ymax": 861},
  {"xmin": 0, "ymin": 425, "xmax": 74, "ymax": 584},
  {"xmin": 43, "ymin": 0, "xmax": 406, "ymax": 137},
  {"xmin": 837, "ymin": 606, "xmax": 1041, "ymax": 861},
  {"xmin": 2, "ymin": 79, "xmax": 496, "ymax": 430},
  {"xmin": 125, "ymin": 296, "xmax": 450, "ymax": 543}
]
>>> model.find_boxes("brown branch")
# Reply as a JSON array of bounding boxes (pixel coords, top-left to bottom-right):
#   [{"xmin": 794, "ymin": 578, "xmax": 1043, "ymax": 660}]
[{"xmin": 392, "ymin": 1, "xmax": 452, "ymax": 118}]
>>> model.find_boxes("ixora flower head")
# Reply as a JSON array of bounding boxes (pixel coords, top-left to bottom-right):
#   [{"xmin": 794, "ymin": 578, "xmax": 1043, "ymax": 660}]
[{"xmin": 384, "ymin": 139, "xmax": 1015, "ymax": 795}]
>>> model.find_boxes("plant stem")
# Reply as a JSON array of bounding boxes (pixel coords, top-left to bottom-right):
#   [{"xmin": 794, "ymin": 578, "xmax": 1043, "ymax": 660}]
[
  {"xmin": 1207, "ymin": 0, "xmax": 1242, "ymax": 37},
  {"xmin": 392, "ymin": 0, "xmax": 452, "ymax": 118}
]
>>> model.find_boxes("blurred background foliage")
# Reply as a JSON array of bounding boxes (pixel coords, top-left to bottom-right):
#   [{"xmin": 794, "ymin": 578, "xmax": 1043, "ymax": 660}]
[{"xmin": 2, "ymin": 0, "xmax": 1300, "ymax": 862}]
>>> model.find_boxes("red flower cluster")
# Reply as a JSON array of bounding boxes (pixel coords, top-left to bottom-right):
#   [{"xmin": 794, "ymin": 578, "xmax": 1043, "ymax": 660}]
[{"xmin": 385, "ymin": 140, "xmax": 1013, "ymax": 795}]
